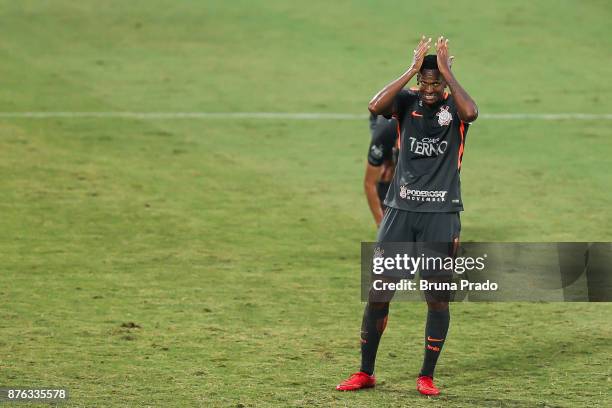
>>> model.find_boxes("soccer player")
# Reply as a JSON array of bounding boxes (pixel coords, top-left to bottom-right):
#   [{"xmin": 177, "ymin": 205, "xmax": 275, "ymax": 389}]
[
  {"xmin": 364, "ymin": 113, "xmax": 398, "ymax": 226},
  {"xmin": 337, "ymin": 35, "xmax": 478, "ymax": 395}
]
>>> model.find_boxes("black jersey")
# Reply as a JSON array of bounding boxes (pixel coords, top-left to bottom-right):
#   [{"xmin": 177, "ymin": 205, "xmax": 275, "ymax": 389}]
[
  {"xmin": 367, "ymin": 115, "xmax": 398, "ymax": 167},
  {"xmin": 384, "ymin": 89, "xmax": 469, "ymax": 212}
]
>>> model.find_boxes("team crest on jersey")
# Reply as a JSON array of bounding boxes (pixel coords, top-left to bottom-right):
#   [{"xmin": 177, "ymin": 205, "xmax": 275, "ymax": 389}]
[{"xmin": 436, "ymin": 106, "xmax": 453, "ymax": 126}]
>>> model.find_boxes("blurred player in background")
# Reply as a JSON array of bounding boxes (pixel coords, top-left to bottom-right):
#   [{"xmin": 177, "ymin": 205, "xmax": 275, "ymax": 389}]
[{"xmin": 364, "ymin": 113, "xmax": 398, "ymax": 226}]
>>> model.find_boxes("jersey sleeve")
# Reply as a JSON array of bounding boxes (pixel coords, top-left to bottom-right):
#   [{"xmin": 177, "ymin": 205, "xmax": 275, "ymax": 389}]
[
  {"xmin": 392, "ymin": 89, "xmax": 418, "ymax": 121},
  {"xmin": 367, "ymin": 117, "xmax": 398, "ymax": 166}
]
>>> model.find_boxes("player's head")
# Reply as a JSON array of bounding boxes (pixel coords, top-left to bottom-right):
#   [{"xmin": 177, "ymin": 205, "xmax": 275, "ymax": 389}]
[{"xmin": 417, "ymin": 55, "xmax": 446, "ymax": 106}]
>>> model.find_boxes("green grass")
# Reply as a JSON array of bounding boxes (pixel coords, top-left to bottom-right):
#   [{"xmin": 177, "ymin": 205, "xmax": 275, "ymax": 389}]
[{"xmin": 1, "ymin": 1, "xmax": 611, "ymax": 407}]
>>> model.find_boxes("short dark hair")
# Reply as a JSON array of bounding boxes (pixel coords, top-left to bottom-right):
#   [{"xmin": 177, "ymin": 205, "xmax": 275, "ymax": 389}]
[{"xmin": 420, "ymin": 55, "xmax": 438, "ymax": 72}]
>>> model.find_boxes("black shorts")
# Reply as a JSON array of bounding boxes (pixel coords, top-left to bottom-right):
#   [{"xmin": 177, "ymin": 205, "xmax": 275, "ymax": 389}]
[
  {"xmin": 374, "ymin": 208, "xmax": 460, "ymax": 281},
  {"xmin": 369, "ymin": 208, "xmax": 461, "ymax": 303},
  {"xmin": 376, "ymin": 207, "xmax": 461, "ymax": 243}
]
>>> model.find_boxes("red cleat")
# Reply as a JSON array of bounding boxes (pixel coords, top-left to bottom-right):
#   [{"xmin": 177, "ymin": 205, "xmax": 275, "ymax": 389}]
[
  {"xmin": 336, "ymin": 372, "xmax": 376, "ymax": 391},
  {"xmin": 416, "ymin": 375, "xmax": 440, "ymax": 396}
]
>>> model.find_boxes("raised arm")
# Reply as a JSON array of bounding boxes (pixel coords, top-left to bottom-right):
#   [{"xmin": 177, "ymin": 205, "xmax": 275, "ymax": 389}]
[
  {"xmin": 368, "ymin": 36, "xmax": 432, "ymax": 117},
  {"xmin": 436, "ymin": 36, "xmax": 478, "ymax": 122}
]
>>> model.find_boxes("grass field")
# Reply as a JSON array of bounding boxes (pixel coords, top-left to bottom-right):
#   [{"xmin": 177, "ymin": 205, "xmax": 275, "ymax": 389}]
[{"xmin": 1, "ymin": 1, "xmax": 612, "ymax": 407}]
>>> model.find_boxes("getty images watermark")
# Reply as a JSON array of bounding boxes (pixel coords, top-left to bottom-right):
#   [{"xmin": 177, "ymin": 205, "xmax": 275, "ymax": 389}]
[
  {"xmin": 361, "ymin": 242, "xmax": 612, "ymax": 302},
  {"xmin": 371, "ymin": 247, "xmax": 497, "ymax": 292}
]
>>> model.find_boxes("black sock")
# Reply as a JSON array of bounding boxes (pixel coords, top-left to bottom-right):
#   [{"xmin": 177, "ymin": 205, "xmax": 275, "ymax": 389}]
[
  {"xmin": 359, "ymin": 302, "xmax": 389, "ymax": 375},
  {"xmin": 419, "ymin": 309, "xmax": 450, "ymax": 378}
]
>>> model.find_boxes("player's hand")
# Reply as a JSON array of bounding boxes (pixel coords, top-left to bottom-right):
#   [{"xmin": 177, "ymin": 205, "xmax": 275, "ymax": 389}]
[
  {"xmin": 410, "ymin": 35, "xmax": 431, "ymax": 72},
  {"xmin": 436, "ymin": 36, "xmax": 452, "ymax": 74}
]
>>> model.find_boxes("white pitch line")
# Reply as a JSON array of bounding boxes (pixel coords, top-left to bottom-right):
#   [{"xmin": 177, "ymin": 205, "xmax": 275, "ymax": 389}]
[
  {"xmin": 0, "ymin": 112, "xmax": 611, "ymax": 120},
  {"xmin": 0, "ymin": 112, "xmax": 365, "ymax": 120}
]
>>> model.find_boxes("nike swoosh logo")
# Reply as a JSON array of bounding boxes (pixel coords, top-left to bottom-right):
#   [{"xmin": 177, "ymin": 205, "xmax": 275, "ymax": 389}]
[
  {"xmin": 411, "ymin": 111, "xmax": 423, "ymax": 117},
  {"xmin": 427, "ymin": 336, "xmax": 444, "ymax": 342}
]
